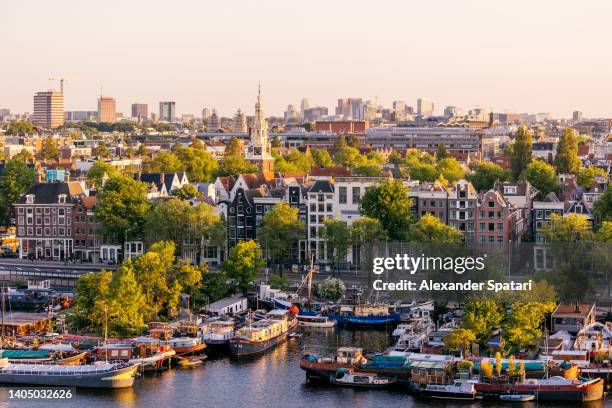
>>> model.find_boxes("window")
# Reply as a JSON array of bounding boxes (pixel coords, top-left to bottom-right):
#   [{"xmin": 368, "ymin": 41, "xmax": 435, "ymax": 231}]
[
  {"xmin": 310, "ymin": 215, "xmax": 316, "ymax": 223},
  {"xmin": 35, "ymin": 207, "xmax": 42, "ymax": 215},
  {"xmin": 480, "ymin": 223, "xmax": 485, "ymax": 232},
  {"xmin": 18, "ymin": 208, "xmax": 24, "ymax": 215},
  {"xmin": 36, "ymin": 227, "xmax": 42, "ymax": 236},
  {"xmin": 36, "ymin": 217, "xmax": 42, "ymax": 225},
  {"xmin": 488, "ymin": 201, "xmax": 494, "ymax": 208},
  {"xmin": 488, "ymin": 223, "xmax": 494, "ymax": 232},
  {"xmin": 310, "ymin": 227, "xmax": 317, "ymax": 238},
  {"xmin": 536, "ymin": 210, "xmax": 543, "ymax": 219},
  {"xmin": 44, "ymin": 207, "xmax": 50, "ymax": 214},
  {"xmin": 339, "ymin": 187, "xmax": 347, "ymax": 204},
  {"xmin": 488, "ymin": 211, "xmax": 494, "ymax": 218},
  {"xmin": 310, "ymin": 204, "xmax": 316, "ymax": 212},
  {"xmin": 497, "ymin": 223, "xmax": 503, "ymax": 232},
  {"xmin": 256, "ymin": 205, "xmax": 263, "ymax": 213},
  {"xmin": 290, "ymin": 196, "xmax": 297, "ymax": 204},
  {"xmin": 352, "ymin": 187, "xmax": 361, "ymax": 204},
  {"xmin": 326, "ymin": 203, "xmax": 332, "ymax": 212}
]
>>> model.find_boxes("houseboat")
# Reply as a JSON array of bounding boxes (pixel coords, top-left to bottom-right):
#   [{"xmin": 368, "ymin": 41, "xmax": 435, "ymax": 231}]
[
  {"xmin": 164, "ymin": 337, "xmax": 206, "ymax": 355},
  {"xmin": 300, "ymin": 347, "xmax": 367, "ymax": 382},
  {"xmin": 330, "ymin": 368, "xmax": 396, "ymax": 388},
  {"xmin": 332, "ymin": 303, "xmax": 400, "ymax": 328},
  {"xmin": 229, "ymin": 309, "xmax": 297, "ymax": 357},
  {"xmin": 93, "ymin": 337, "xmax": 175, "ymax": 371},
  {"xmin": 0, "ymin": 359, "xmax": 138, "ymax": 388},
  {"xmin": 411, "ymin": 379, "xmax": 478, "ymax": 400},
  {"xmin": 297, "ymin": 314, "xmax": 336, "ymax": 328},
  {"xmin": 475, "ymin": 376, "xmax": 604, "ymax": 402},
  {"xmin": 202, "ymin": 320, "xmax": 236, "ymax": 353}
]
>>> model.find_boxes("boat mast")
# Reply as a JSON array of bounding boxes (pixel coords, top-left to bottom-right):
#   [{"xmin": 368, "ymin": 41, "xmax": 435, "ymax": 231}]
[{"xmin": 1, "ymin": 284, "xmax": 4, "ymax": 343}]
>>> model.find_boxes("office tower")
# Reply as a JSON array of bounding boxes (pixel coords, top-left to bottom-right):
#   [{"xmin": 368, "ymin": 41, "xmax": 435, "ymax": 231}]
[
  {"xmin": 98, "ymin": 96, "xmax": 117, "ymax": 123},
  {"xmin": 392, "ymin": 101, "xmax": 406, "ymax": 121},
  {"xmin": 0, "ymin": 109, "xmax": 10, "ymax": 121},
  {"xmin": 131, "ymin": 103, "xmax": 148, "ymax": 121},
  {"xmin": 417, "ymin": 98, "xmax": 434, "ymax": 117},
  {"xmin": 284, "ymin": 104, "xmax": 299, "ymax": 122},
  {"xmin": 208, "ymin": 109, "xmax": 220, "ymax": 132},
  {"xmin": 202, "ymin": 107, "xmax": 210, "ymax": 121},
  {"xmin": 349, "ymin": 98, "xmax": 365, "ymax": 120},
  {"xmin": 336, "ymin": 98, "xmax": 350, "ymax": 117},
  {"xmin": 444, "ymin": 106, "xmax": 458, "ymax": 118},
  {"xmin": 573, "ymin": 111, "xmax": 583, "ymax": 122},
  {"xmin": 232, "ymin": 109, "xmax": 247, "ymax": 132},
  {"xmin": 300, "ymin": 98, "xmax": 310, "ymax": 117},
  {"xmin": 32, "ymin": 91, "xmax": 64, "ymax": 129},
  {"xmin": 159, "ymin": 101, "xmax": 176, "ymax": 122}
]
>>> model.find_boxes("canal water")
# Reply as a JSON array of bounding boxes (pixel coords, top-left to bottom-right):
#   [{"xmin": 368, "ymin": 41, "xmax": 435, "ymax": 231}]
[{"xmin": 1, "ymin": 328, "xmax": 609, "ymax": 408}]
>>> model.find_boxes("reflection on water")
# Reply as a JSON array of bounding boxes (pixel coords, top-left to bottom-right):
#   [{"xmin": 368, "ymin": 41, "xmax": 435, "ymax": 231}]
[{"xmin": 2, "ymin": 328, "xmax": 610, "ymax": 408}]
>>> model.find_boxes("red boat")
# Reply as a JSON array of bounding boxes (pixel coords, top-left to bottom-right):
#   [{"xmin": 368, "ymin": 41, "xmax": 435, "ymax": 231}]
[{"xmin": 475, "ymin": 376, "xmax": 604, "ymax": 402}]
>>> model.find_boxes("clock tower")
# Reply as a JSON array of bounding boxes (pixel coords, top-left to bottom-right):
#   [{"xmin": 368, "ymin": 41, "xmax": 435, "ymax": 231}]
[{"xmin": 246, "ymin": 84, "xmax": 273, "ymax": 172}]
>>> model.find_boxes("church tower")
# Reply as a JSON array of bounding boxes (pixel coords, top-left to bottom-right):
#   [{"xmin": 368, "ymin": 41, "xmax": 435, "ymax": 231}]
[{"xmin": 246, "ymin": 84, "xmax": 273, "ymax": 172}]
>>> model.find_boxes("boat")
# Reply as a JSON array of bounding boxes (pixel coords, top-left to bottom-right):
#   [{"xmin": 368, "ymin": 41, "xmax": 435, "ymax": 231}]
[
  {"xmin": 164, "ymin": 337, "xmax": 206, "ymax": 355},
  {"xmin": 330, "ymin": 368, "xmax": 396, "ymax": 388},
  {"xmin": 297, "ymin": 314, "xmax": 336, "ymax": 328},
  {"xmin": 500, "ymin": 394, "xmax": 536, "ymax": 402},
  {"xmin": 229, "ymin": 309, "xmax": 297, "ymax": 357},
  {"xmin": 392, "ymin": 323, "xmax": 414, "ymax": 338},
  {"xmin": 93, "ymin": 337, "xmax": 176, "ymax": 372},
  {"xmin": 332, "ymin": 303, "xmax": 401, "ymax": 328},
  {"xmin": 0, "ymin": 358, "xmax": 138, "ymax": 388},
  {"xmin": 475, "ymin": 376, "xmax": 604, "ymax": 402},
  {"xmin": 411, "ymin": 379, "xmax": 478, "ymax": 400},
  {"xmin": 202, "ymin": 320, "xmax": 235, "ymax": 353},
  {"xmin": 176, "ymin": 355, "xmax": 206, "ymax": 367}
]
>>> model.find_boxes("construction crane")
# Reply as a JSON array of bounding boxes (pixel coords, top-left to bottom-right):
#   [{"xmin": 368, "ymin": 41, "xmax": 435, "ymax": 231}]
[{"xmin": 48, "ymin": 77, "xmax": 64, "ymax": 94}]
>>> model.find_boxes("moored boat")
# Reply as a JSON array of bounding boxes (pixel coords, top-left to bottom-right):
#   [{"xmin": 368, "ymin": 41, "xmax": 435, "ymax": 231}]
[
  {"xmin": 202, "ymin": 320, "xmax": 235, "ymax": 353},
  {"xmin": 330, "ymin": 368, "xmax": 396, "ymax": 388},
  {"xmin": 500, "ymin": 394, "xmax": 536, "ymax": 402},
  {"xmin": 411, "ymin": 379, "xmax": 478, "ymax": 400},
  {"xmin": 0, "ymin": 358, "xmax": 138, "ymax": 388},
  {"xmin": 475, "ymin": 376, "xmax": 604, "ymax": 402},
  {"xmin": 297, "ymin": 314, "xmax": 336, "ymax": 328},
  {"xmin": 229, "ymin": 309, "xmax": 297, "ymax": 357},
  {"xmin": 164, "ymin": 337, "xmax": 206, "ymax": 355}
]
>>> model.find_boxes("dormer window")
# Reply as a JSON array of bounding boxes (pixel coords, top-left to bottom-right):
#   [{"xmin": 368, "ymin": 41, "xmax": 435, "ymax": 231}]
[
  {"xmin": 58, "ymin": 194, "xmax": 67, "ymax": 204},
  {"xmin": 26, "ymin": 194, "xmax": 34, "ymax": 204}
]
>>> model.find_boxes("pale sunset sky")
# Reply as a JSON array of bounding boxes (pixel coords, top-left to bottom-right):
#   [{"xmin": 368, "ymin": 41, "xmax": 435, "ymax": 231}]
[{"xmin": 2, "ymin": 0, "xmax": 611, "ymax": 118}]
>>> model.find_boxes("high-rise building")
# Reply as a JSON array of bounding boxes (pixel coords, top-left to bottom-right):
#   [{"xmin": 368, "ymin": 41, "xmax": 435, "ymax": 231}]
[
  {"xmin": 246, "ymin": 85, "xmax": 273, "ymax": 171},
  {"xmin": 232, "ymin": 109, "xmax": 247, "ymax": 132},
  {"xmin": 208, "ymin": 109, "xmax": 220, "ymax": 132},
  {"xmin": 336, "ymin": 98, "xmax": 350, "ymax": 117},
  {"xmin": 202, "ymin": 108, "xmax": 210, "ymax": 121},
  {"xmin": 159, "ymin": 101, "xmax": 176, "ymax": 122},
  {"xmin": 300, "ymin": 98, "xmax": 310, "ymax": 118},
  {"xmin": 0, "ymin": 109, "xmax": 11, "ymax": 121},
  {"xmin": 417, "ymin": 98, "xmax": 434, "ymax": 118},
  {"xmin": 131, "ymin": 103, "xmax": 148, "ymax": 121},
  {"xmin": 349, "ymin": 98, "xmax": 365, "ymax": 120},
  {"xmin": 98, "ymin": 96, "xmax": 117, "ymax": 123},
  {"xmin": 284, "ymin": 104, "xmax": 299, "ymax": 122},
  {"xmin": 573, "ymin": 111, "xmax": 583, "ymax": 122},
  {"xmin": 444, "ymin": 106, "xmax": 458, "ymax": 118},
  {"xmin": 32, "ymin": 91, "xmax": 64, "ymax": 129},
  {"xmin": 392, "ymin": 101, "xmax": 406, "ymax": 121}
]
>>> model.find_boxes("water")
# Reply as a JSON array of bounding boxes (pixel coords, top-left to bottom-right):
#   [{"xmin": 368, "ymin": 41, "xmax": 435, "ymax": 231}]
[{"xmin": 0, "ymin": 328, "xmax": 609, "ymax": 408}]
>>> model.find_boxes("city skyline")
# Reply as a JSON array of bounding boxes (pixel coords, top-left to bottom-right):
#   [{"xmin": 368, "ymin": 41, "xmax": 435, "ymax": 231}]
[{"xmin": 2, "ymin": 0, "xmax": 612, "ymax": 118}]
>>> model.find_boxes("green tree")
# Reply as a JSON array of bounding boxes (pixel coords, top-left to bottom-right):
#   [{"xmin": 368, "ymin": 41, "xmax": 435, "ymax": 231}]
[
  {"xmin": 87, "ymin": 160, "xmax": 118, "ymax": 188},
  {"xmin": 436, "ymin": 144, "xmax": 448, "ymax": 161},
  {"xmin": 37, "ymin": 137, "xmax": 60, "ymax": 160},
  {"xmin": 468, "ymin": 161, "xmax": 510, "ymax": 192},
  {"xmin": 312, "ymin": 149, "xmax": 334, "ymax": 167},
  {"xmin": 510, "ymin": 126, "xmax": 533, "ymax": 180},
  {"xmin": 408, "ymin": 162, "xmax": 438, "ymax": 182},
  {"xmin": 95, "ymin": 175, "xmax": 150, "ymax": 243},
  {"xmin": 107, "ymin": 261, "xmax": 147, "ymax": 336},
  {"xmin": 436, "ymin": 157, "xmax": 465, "ymax": 184},
  {"xmin": 320, "ymin": 218, "xmax": 352, "ymax": 275},
  {"xmin": 271, "ymin": 135, "xmax": 282, "ymax": 148},
  {"xmin": 92, "ymin": 142, "xmax": 110, "ymax": 158},
  {"xmin": 351, "ymin": 217, "xmax": 387, "ymax": 286},
  {"xmin": 258, "ymin": 203, "xmax": 304, "ymax": 270},
  {"xmin": 542, "ymin": 213, "xmax": 592, "ymax": 242},
  {"xmin": 222, "ymin": 240, "xmax": 265, "ymax": 294},
  {"xmin": 443, "ymin": 328, "xmax": 476, "ymax": 353},
  {"xmin": 353, "ymin": 163, "xmax": 383, "ymax": 176},
  {"xmin": 504, "ymin": 301, "xmax": 555, "ymax": 349},
  {"xmin": 577, "ymin": 166, "xmax": 607, "ymax": 189},
  {"xmin": 273, "ymin": 150, "xmax": 311, "ymax": 173},
  {"xmin": 197, "ymin": 271, "xmax": 232, "ymax": 305},
  {"xmin": 6, "ymin": 121, "xmax": 35, "ymax": 135},
  {"xmin": 72, "ymin": 270, "xmax": 113, "ymax": 330},
  {"xmin": 334, "ymin": 146, "xmax": 361, "ymax": 169},
  {"xmin": 520, "ymin": 160, "xmax": 559, "ymax": 199},
  {"xmin": 171, "ymin": 184, "xmax": 201, "ymax": 199},
  {"xmin": 594, "ymin": 188, "xmax": 612, "ymax": 222},
  {"xmin": 268, "ymin": 275, "xmax": 289, "ymax": 291},
  {"xmin": 12, "ymin": 149, "xmax": 34, "ymax": 163},
  {"xmin": 137, "ymin": 144, "xmax": 148, "ymax": 156},
  {"xmin": 595, "ymin": 221, "xmax": 612, "ymax": 242},
  {"xmin": 411, "ymin": 214, "xmax": 464, "ymax": 243},
  {"xmin": 143, "ymin": 151, "xmax": 183, "ymax": 173},
  {"xmin": 318, "ymin": 277, "xmax": 346, "ymax": 301},
  {"xmin": 224, "ymin": 137, "xmax": 243, "ymax": 157},
  {"xmin": 216, "ymin": 155, "xmax": 258, "ymax": 176},
  {"xmin": 361, "ymin": 179, "xmax": 414, "ymax": 241},
  {"xmin": 174, "ymin": 145, "xmax": 218, "ymax": 182},
  {"xmin": 0, "ymin": 159, "xmax": 36, "ymax": 225},
  {"xmin": 346, "ymin": 135, "xmax": 360, "ymax": 148},
  {"xmin": 170, "ymin": 258, "xmax": 204, "ymax": 297},
  {"xmin": 462, "ymin": 299, "xmax": 504, "ymax": 344},
  {"xmin": 388, "ymin": 150, "xmax": 403, "ymax": 166},
  {"xmin": 555, "ymin": 128, "xmax": 581, "ymax": 175}
]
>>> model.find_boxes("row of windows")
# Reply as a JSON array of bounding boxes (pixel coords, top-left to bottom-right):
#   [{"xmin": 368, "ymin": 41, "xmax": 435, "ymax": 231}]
[
  {"xmin": 309, "ymin": 203, "xmax": 333, "ymax": 213},
  {"xmin": 18, "ymin": 207, "xmax": 70, "ymax": 215},
  {"xmin": 18, "ymin": 227, "xmax": 71, "ymax": 237},
  {"xmin": 19, "ymin": 216, "xmax": 70, "ymax": 226},
  {"xmin": 479, "ymin": 223, "xmax": 504, "ymax": 232}
]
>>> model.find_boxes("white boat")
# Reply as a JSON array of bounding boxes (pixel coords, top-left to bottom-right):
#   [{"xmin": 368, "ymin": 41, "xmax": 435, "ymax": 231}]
[
  {"xmin": 202, "ymin": 320, "xmax": 236, "ymax": 346},
  {"xmin": 413, "ymin": 379, "xmax": 478, "ymax": 400},
  {"xmin": 297, "ymin": 314, "xmax": 336, "ymax": 328},
  {"xmin": 331, "ymin": 368, "xmax": 396, "ymax": 388},
  {"xmin": 392, "ymin": 323, "xmax": 414, "ymax": 338}
]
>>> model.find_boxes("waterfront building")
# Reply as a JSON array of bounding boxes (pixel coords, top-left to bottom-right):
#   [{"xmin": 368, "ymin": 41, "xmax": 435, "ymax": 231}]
[
  {"xmin": 32, "ymin": 91, "xmax": 64, "ymax": 129},
  {"xmin": 98, "ymin": 96, "xmax": 117, "ymax": 123},
  {"xmin": 159, "ymin": 101, "xmax": 176, "ymax": 122}
]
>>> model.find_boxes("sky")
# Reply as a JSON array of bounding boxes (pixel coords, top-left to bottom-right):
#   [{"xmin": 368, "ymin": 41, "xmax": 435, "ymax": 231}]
[{"xmin": 2, "ymin": 0, "xmax": 612, "ymax": 119}]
